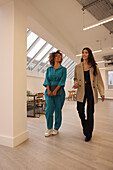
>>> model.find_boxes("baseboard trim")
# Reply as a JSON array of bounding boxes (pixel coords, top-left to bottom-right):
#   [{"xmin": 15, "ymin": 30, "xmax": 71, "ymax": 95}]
[
  {"xmin": 13, "ymin": 130, "xmax": 29, "ymax": 147},
  {"xmin": 0, "ymin": 130, "xmax": 29, "ymax": 148},
  {"xmin": 98, "ymin": 97, "xmax": 113, "ymax": 100}
]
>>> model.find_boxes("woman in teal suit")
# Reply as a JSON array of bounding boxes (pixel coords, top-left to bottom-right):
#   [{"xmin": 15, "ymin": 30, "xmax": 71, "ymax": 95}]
[{"xmin": 43, "ymin": 50, "xmax": 67, "ymax": 137}]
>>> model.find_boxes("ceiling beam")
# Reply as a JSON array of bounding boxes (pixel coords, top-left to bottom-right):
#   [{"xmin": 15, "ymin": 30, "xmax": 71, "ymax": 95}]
[
  {"xmin": 62, "ymin": 56, "xmax": 68, "ymax": 65},
  {"xmin": 62, "ymin": 58, "xmax": 70, "ymax": 66},
  {"xmin": 38, "ymin": 60, "xmax": 49, "ymax": 72},
  {"xmin": 32, "ymin": 47, "xmax": 54, "ymax": 71},
  {"xmin": 65, "ymin": 60, "xmax": 73, "ymax": 68},
  {"xmin": 82, "ymin": 0, "xmax": 101, "ymax": 11},
  {"xmin": 27, "ymin": 42, "xmax": 48, "ymax": 68},
  {"xmin": 68, "ymin": 68, "xmax": 75, "ymax": 77},
  {"xmin": 67, "ymin": 61, "xmax": 75, "ymax": 69},
  {"xmin": 27, "ymin": 30, "xmax": 31, "ymax": 37},
  {"xmin": 27, "ymin": 37, "xmax": 40, "ymax": 54},
  {"xmin": 67, "ymin": 63, "xmax": 76, "ymax": 73}
]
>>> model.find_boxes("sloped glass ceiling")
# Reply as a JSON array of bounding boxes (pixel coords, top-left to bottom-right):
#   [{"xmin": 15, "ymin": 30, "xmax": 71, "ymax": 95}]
[{"xmin": 27, "ymin": 29, "xmax": 76, "ymax": 79}]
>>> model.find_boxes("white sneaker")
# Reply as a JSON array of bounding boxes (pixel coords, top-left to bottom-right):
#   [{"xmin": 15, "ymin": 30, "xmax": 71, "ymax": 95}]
[
  {"xmin": 52, "ymin": 129, "xmax": 59, "ymax": 135},
  {"xmin": 45, "ymin": 129, "xmax": 53, "ymax": 137}
]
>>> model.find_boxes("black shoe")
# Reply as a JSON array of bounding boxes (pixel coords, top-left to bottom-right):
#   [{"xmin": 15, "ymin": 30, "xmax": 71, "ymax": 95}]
[{"xmin": 85, "ymin": 136, "xmax": 92, "ymax": 142}]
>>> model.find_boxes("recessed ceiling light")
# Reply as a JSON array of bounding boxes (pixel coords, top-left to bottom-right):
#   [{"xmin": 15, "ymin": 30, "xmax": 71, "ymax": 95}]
[
  {"xmin": 96, "ymin": 61, "xmax": 105, "ymax": 64},
  {"xmin": 76, "ymin": 49, "xmax": 102, "ymax": 57},
  {"xmin": 83, "ymin": 15, "xmax": 113, "ymax": 31}
]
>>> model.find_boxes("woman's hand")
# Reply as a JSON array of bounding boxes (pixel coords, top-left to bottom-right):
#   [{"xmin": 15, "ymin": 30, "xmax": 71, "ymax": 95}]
[
  {"xmin": 72, "ymin": 83, "xmax": 78, "ymax": 89},
  {"xmin": 52, "ymin": 90, "xmax": 57, "ymax": 96},
  {"xmin": 47, "ymin": 90, "xmax": 53, "ymax": 96},
  {"xmin": 101, "ymin": 95, "xmax": 105, "ymax": 102}
]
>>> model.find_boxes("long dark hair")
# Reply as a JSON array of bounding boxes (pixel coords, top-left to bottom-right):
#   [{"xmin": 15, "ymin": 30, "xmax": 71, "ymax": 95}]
[
  {"xmin": 49, "ymin": 50, "xmax": 63, "ymax": 66},
  {"xmin": 81, "ymin": 47, "xmax": 97, "ymax": 76}
]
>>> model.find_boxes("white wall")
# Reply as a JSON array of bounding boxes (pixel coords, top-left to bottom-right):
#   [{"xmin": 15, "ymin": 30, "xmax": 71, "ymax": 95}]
[
  {"xmin": 0, "ymin": 1, "xmax": 28, "ymax": 147},
  {"xmin": 100, "ymin": 67, "xmax": 113, "ymax": 99},
  {"xmin": 27, "ymin": 70, "xmax": 73, "ymax": 98},
  {"xmin": 0, "ymin": 0, "xmax": 14, "ymax": 139}
]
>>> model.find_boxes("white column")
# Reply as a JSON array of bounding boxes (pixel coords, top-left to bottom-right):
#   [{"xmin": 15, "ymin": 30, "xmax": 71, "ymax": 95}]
[{"xmin": 0, "ymin": 0, "xmax": 28, "ymax": 147}]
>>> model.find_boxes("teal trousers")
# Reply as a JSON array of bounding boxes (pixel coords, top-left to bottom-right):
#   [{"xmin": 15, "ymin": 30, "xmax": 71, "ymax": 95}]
[{"xmin": 45, "ymin": 88, "xmax": 65, "ymax": 130}]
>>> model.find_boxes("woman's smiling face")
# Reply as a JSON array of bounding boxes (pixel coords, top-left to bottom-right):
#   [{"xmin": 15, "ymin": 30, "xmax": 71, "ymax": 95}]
[
  {"xmin": 54, "ymin": 53, "xmax": 62, "ymax": 63},
  {"xmin": 82, "ymin": 49, "xmax": 89, "ymax": 61}
]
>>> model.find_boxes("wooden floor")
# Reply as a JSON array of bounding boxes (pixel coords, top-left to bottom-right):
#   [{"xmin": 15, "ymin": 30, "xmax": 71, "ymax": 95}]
[{"xmin": 0, "ymin": 100, "xmax": 113, "ymax": 170}]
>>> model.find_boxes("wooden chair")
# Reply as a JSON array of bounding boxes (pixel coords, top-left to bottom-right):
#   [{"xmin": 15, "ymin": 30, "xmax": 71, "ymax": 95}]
[
  {"xmin": 36, "ymin": 93, "xmax": 45, "ymax": 114},
  {"xmin": 37, "ymin": 93, "xmax": 44, "ymax": 99},
  {"xmin": 68, "ymin": 90, "xmax": 77, "ymax": 101}
]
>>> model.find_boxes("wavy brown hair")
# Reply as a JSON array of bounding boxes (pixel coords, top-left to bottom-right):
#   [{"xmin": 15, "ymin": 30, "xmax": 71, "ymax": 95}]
[
  {"xmin": 49, "ymin": 50, "xmax": 63, "ymax": 66},
  {"xmin": 81, "ymin": 47, "xmax": 97, "ymax": 76}
]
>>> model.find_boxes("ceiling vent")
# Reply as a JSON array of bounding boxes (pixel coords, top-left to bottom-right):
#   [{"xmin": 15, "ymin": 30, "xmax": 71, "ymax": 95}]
[{"xmin": 103, "ymin": 55, "xmax": 113, "ymax": 67}]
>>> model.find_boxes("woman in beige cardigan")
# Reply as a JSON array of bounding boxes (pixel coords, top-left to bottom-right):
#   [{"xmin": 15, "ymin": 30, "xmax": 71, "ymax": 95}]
[{"xmin": 73, "ymin": 47, "xmax": 105, "ymax": 142}]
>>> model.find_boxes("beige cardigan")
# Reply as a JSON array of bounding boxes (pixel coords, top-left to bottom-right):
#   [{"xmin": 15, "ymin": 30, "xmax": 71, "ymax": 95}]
[{"xmin": 74, "ymin": 62, "xmax": 105, "ymax": 104}]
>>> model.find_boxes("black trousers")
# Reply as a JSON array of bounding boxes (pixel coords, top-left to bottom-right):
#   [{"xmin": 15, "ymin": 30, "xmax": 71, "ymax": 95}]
[{"xmin": 77, "ymin": 83, "xmax": 94, "ymax": 138}]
